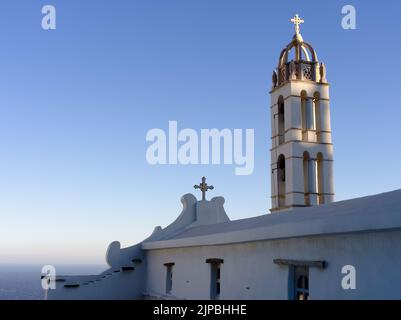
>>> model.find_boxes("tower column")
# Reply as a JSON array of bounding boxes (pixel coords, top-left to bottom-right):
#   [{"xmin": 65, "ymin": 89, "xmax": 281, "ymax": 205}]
[
  {"xmin": 271, "ymin": 104, "xmax": 280, "ymax": 148},
  {"xmin": 318, "ymin": 100, "xmax": 332, "ymax": 143},
  {"xmin": 306, "ymin": 98, "xmax": 316, "ymax": 142},
  {"xmin": 271, "ymin": 162, "xmax": 279, "ymax": 209},
  {"xmin": 308, "ymin": 159, "xmax": 318, "ymax": 205},
  {"xmin": 285, "ymin": 96, "xmax": 302, "ymax": 141},
  {"xmin": 323, "ymin": 160, "xmax": 335, "ymax": 203},
  {"xmin": 286, "ymin": 157, "xmax": 305, "ymax": 207}
]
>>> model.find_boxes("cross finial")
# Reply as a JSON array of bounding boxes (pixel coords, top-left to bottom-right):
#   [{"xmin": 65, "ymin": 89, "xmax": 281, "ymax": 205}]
[
  {"xmin": 291, "ymin": 14, "xmax": 304, "ymax": 35},
  {"xmin": 194, "ymin": 176, "xmax": 214, "ymax": 201}
]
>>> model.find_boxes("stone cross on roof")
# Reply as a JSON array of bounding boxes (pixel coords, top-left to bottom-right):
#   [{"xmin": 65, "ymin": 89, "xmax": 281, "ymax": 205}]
[
  {"xmin": 291, "ymin": 14, "xmax": 304, "ymax": 35},
  {"xmin": 194, "ymin": 177, "xmax": 214, "ymax": 201}
]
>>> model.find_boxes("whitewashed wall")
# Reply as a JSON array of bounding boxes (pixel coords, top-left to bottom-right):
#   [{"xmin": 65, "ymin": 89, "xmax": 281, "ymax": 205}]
[{"xmin": 145, "ymin": 229, "xmax": 401, "ymax": 300}]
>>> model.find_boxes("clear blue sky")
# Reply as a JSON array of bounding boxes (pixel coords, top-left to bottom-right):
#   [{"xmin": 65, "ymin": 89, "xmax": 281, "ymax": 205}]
[{"xmin": 0, "ymin": 0, "xmax": 400, "ymax": 265}]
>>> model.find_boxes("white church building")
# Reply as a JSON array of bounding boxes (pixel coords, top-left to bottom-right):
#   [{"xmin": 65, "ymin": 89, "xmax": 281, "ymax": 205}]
[{"xmin": 47, "ymin": 16, "xmax": 401, "ymax": 300}]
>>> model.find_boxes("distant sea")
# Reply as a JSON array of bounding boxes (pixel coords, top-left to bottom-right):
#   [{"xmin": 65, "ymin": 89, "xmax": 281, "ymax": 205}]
[{"xmin": 0, "ymin": 264, "xmax": 107, "ymax": 300}]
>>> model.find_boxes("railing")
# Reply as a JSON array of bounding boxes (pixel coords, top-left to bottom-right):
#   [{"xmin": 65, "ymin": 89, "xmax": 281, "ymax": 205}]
[{"xmin": 277, "ymin": 61, "xmax": 318, "ymax": 86}]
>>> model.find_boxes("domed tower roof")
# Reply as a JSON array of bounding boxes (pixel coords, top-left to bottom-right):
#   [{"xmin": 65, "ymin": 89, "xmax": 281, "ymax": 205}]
[
  {"xmin": 272, "ymin": 14, "xmax": 327, "ymax": 89},
  {"xmin": 278, "ymin": 14, "xmax": 318, "ymax": 67}
]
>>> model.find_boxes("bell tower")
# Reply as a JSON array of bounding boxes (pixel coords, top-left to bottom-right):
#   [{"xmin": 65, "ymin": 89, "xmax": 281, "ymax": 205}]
[{"xmin": 270, "ymin": 15, "xmax": 334, "ymax": 212}]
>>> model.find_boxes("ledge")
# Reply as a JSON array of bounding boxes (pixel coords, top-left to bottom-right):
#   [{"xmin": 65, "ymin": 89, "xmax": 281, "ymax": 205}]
[
  {"xmin": 163, "ymin": 262, "xmax": 175, "ymax": 267},
  {"xmin": 273, "ymin": 259, "xmax": 326, "ymax": 269},
  {"xmin": 206, "ymin": 258, "xmax": 224, "ymax": 264},
  {"xmin": 121, "ymin": 266, "xmax": 135, "ymax": 272}
]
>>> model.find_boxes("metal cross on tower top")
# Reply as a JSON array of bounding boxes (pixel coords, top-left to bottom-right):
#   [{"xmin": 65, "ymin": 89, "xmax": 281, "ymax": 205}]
[
  {"xmin": 194, "ymin": 177, "xmax": 214, "ymax": 201},
  {"xmin": 291, "ymin": 14, "xmax": 304, "ymax": 35}
]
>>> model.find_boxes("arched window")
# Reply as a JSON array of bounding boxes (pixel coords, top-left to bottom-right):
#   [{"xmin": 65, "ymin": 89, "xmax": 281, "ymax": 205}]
[
  {"xmin": 278, "ymin": 96, "xmax": 285, "ymax": 145},
  {"xmin": 277, "ymin": 154, "xmax": 286, "ymax": 208},
  {"xmin": 314, "ymin": 92, "xmax": 321, "ymax": 142},
  {"xmin": 301, "ymin": 91, "xmax": 307, "ymax": 141},
  {"xmin": 303, "ymin": 151, "xmax": 310, "ymax": 206},
  {"xmin": 317, "ymin": 152, "xmax": 324, "ymax": 205}
]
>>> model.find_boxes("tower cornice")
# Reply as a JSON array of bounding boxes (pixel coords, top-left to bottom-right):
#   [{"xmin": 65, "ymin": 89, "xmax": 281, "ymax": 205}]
[{"xmin": 269, "ymin": 79, "xmax": 330, "ymax": 94}]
